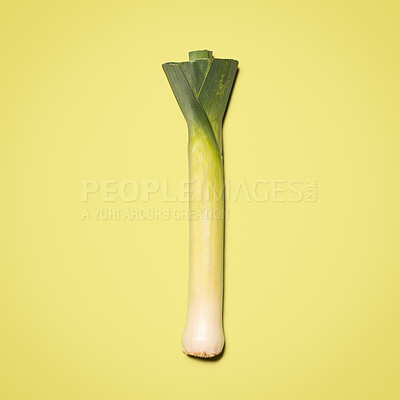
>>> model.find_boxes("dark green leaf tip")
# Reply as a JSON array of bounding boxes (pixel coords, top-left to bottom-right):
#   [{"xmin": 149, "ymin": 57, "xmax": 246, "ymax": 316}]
[{"xmin": 189, "ymin": 50, "xmax": 213, "ymax": 61}]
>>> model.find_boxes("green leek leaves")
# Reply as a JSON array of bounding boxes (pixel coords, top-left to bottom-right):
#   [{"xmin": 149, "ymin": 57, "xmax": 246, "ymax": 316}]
[{"xmin": 163, "ymin": 50, "xmax": 238, "ymax": 154}]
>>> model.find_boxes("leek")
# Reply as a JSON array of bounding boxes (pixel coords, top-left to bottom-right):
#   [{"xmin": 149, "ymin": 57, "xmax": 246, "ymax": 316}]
[{"xmin": 163, "ymin": 50, "xmax": 238, "ymax": 358}]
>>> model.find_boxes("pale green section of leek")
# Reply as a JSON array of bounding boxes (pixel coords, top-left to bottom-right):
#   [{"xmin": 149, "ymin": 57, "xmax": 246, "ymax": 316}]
[
  {"xmin": 188, "ymin": 130, "xmax": 224, "ymax": 299},
  {"xmin": 162, "ymin": 50, "xmax": 238, "ymax": 358}
]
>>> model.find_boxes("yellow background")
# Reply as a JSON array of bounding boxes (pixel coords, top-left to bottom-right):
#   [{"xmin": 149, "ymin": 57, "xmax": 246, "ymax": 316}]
[{"xmin": 1, "ymin": 0, "xmax": 399, "ymax": 399}]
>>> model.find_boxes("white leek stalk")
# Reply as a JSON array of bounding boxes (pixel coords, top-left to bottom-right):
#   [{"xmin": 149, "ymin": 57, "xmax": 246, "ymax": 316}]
[{"xmin": 163, "ymin": 50, "xmax": 238, "ymax": 358}]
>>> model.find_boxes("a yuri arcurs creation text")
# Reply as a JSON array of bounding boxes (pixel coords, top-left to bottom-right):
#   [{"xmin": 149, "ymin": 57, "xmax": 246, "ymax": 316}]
[{"xmin": 163, "ymin": 50, "xmax": 238, "ymax": 358}]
